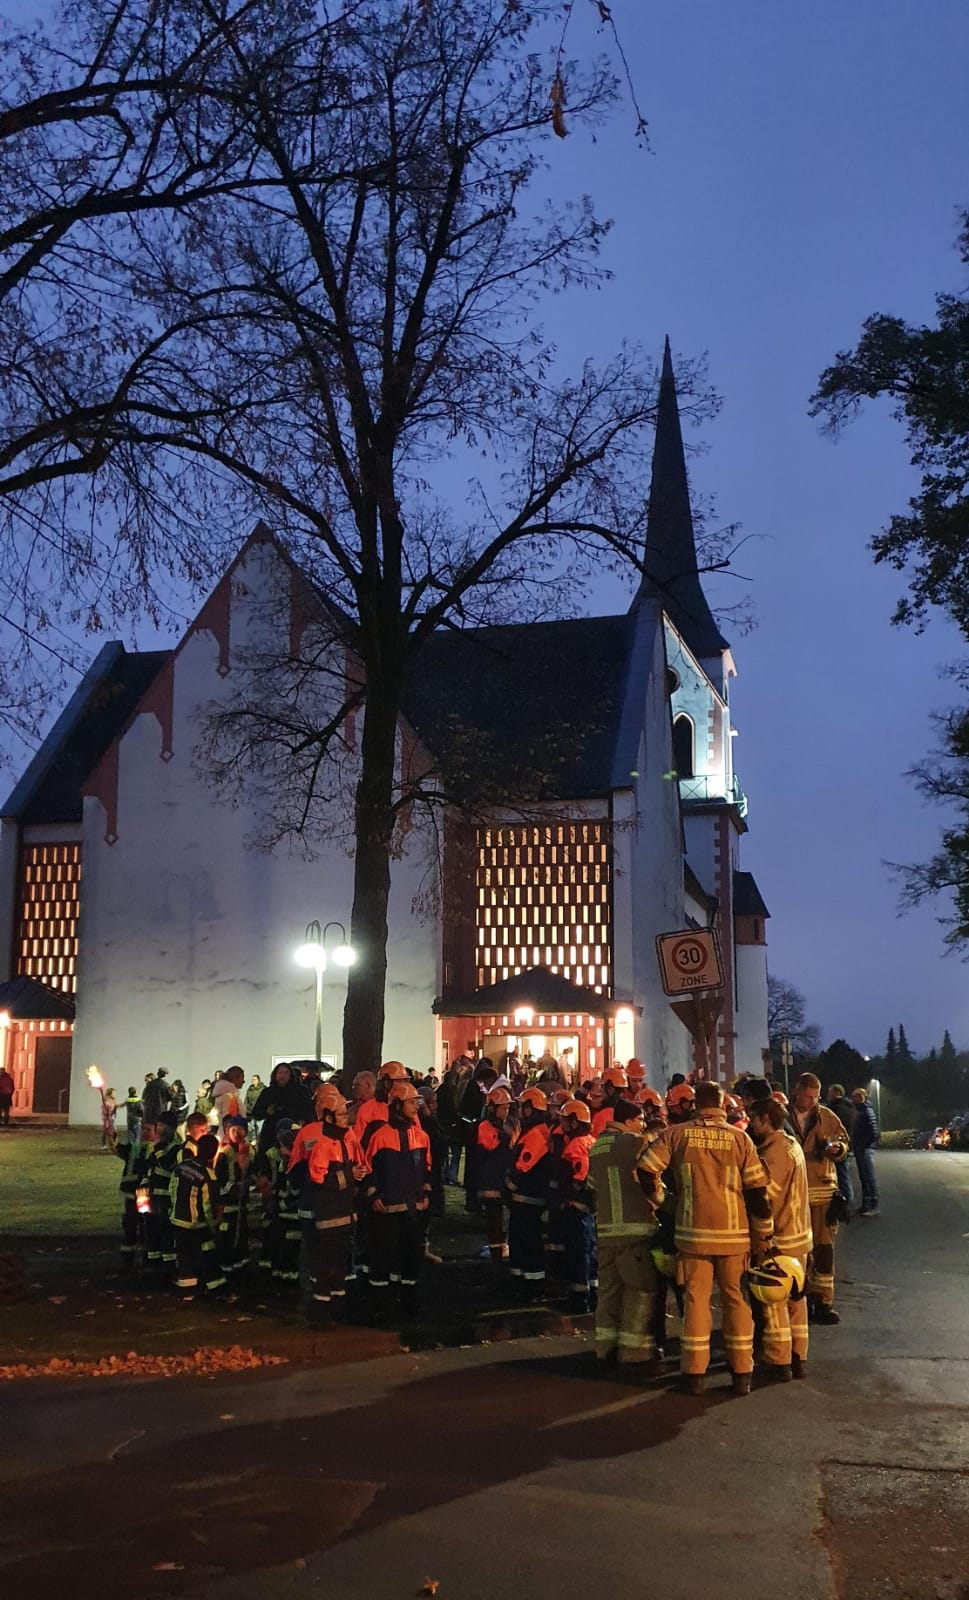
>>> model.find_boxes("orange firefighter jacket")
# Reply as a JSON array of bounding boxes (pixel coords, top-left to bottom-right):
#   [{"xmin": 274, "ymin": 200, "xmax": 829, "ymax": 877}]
[
  {"xmin": 355, "ymin": 1098, "xmax": 389, "ymax": 1150},
  {"xmin": 755, "ymin": 1127, "xmax": 812, "ymax": 1255},
  {"xmin": 637, "ymin": 1107, "xmax": 773, "ymax": 1256},
  {"xmin": 590, "ymin": 1105, "xmax": 614, "ymax": 1139},
  {"xmin": 790, "ymin": 1104, "xmax": 849, "ymax": 1207},
  {"xmin": 506, "ymin": 1122, "xmax": 551, "ymax": 1203}
]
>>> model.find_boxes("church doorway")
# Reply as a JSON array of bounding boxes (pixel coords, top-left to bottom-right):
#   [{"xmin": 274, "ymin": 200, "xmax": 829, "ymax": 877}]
[{"xmin": 32, "ymin": 1033, "xmax": 73, "ymax": 1113}]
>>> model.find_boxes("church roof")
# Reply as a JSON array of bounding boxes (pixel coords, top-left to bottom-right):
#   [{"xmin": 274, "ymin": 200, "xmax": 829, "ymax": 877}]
[
  {"xmin": 636, "ymin": 338, "xmax": 729, "ymax": 661},
  {"xmin": 1, "ymin": 642, "xmax": 170, "ymax": 823},
  {"xmin": 733, "ymin": 870, "xmax": 770, "ymax": 919},
  {"xmin": 404, "ymin": 611, "xmax": 640, "ymax": 800}
]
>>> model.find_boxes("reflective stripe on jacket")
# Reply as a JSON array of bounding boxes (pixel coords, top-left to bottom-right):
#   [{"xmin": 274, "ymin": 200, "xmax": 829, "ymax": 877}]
[
  {"xmin": 590, "ymin": 1123, "xmax": 654, "ymax": 1237},
  {"xmin": 476, "ymin": 1118, "xmax": 516, "ymax": 1197},
  {"xmin": 791, "ymin": 1104, "xmax": 849, "ymax": 1205},
  {"xmin": 756, "ymin": 1127, "xmax": 812, "ymax": 1254},
  {"xmin": 638, "ymin": 1108, "xmax": 772, "ymax": 1256},
  {"xmin": 506, "ymin": 1121, "xmax": 551, "ymax": 1202},
  {"xmin": 364, "ymin": 1122, "xmax": 431, "ymax": 1213}
]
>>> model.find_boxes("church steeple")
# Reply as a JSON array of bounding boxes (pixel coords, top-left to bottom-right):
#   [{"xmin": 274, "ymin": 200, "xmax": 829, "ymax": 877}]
[{"xmin": 636, "ymin": 337, "xmax": 728, "ymax": 659}]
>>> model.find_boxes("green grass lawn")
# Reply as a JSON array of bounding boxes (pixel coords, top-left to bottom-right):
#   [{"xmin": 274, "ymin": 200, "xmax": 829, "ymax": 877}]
[{"xmin": 0, "ymin": 1127, "xmax": 119, "ymax": 1234}]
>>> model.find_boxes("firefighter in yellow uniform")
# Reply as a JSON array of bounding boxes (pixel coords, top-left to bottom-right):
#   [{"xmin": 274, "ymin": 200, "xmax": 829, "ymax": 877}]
[
  {"xmin": 638, "ymin": 1080, "xmax": 773, "ymax": 1395},
  {"xmin": 747, "ymin": 1093, "xmax": 813, "ymax": 1379},
  {"xmin": 789, "ymin": 1071, "xmax": 849, "ymax": 1324}
]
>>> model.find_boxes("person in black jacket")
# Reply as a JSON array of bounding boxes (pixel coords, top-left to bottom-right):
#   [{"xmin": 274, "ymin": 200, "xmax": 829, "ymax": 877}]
[
  {"xmin": 250, "ymin": 1063, "xmax": 314, "ymax": 1161},
  {"xmin": 459, "ymin": 1060, "xmax": 497, "ymax": 1211},
  {"xmin": 827, "ymin": 1084, "xmax": 858, "ymax": 1215},
  {"xmin": 851, "ymin": 1088, "xmax": 880, "ymax": 1216}
]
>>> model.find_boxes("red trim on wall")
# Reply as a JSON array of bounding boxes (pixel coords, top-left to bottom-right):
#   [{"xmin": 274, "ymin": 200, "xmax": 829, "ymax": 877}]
[
  {"xmin": 139, "ymin": 655, "xmax": 175, "ymax": 759},
  {"xmin": 191, "ymin": 571, "xmax": 231, "ymax": 676},
  {"xmin": 83, "ymin": 740, "xmax": 120, "ymax": 845},
  {"xmin": 289, "ymin": 563, "xmax": 318, "ymax": 660}
]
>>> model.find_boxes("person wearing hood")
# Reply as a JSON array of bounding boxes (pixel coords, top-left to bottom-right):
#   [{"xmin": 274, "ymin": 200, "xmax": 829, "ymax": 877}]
[{"xmin": 251, "ymin": 1063, "xmax": 314, "ymax": 1160}]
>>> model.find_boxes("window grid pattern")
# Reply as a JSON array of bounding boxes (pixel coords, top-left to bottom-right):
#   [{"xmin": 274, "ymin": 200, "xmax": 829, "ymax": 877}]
[
  {"xmin": 476, "ymin": 822, "xmax": 612, "ymax": 993},
  {"xmin": 15, "ymin": 842, "xmax": 81, "ymax": 994}
]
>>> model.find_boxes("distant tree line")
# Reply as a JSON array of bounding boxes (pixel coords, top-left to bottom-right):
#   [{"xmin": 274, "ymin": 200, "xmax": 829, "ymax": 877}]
[{"xmin": 768, "ymin": 973, "xmax": 968, "ymax": 1129}]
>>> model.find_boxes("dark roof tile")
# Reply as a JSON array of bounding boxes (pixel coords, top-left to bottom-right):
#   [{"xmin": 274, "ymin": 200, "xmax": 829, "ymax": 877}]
[{"xmin": 404, "ymin": 613, "xmax": 636, "ymax": 800}]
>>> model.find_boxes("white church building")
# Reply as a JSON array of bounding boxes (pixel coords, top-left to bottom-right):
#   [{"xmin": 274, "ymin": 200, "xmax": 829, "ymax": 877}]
[{"xmin": 0, "ymin": 345, "xmax": 770, "ymax": 1121}]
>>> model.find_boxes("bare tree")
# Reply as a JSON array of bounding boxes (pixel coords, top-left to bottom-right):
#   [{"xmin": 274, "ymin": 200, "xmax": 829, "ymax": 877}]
[
  {"xmin": 7, "ymin": 0, "xmax": 731, "ymax": 1074},
  {"xmin": 767, "ymin": 973, "xmax": 821, "ymax": 1063},
  {"xmin": 0, "ymin": 0, "xmax": 358, "ymax": 744}
]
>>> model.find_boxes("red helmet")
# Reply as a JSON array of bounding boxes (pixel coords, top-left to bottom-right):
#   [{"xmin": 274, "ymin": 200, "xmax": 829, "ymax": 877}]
[
  {"xmin": 389, "ymin": 1079, "xmax": 419, "ymax": 1104},
  {"xmin": 625, "ymin": 1059, "xmax": 646, "ymax": 1086},
  {"xmin": 602, "ymin": 1066, "xmax": 628, "ymax": 1089},
  {"xmin": 379, "ymin": 1060, "xmax": 407, "ymax": 1081},
  {"xmin": 667, "ymin": 1083, "xmax": 695, "ymax": 1110},
  {"xmin": 562, "ymin": 1098, "xmax": 592, "ymax": 1125},
  {"xmin": 315, "ymin": 1083, "xmax": 346, "ymax": 1115},
  {"xmin": 519, "ymin": 1087, "xmax": 548, "ymax": 1112},
  {"xmin": 636, "ymin": 1085, "xmax": 663, "ymax": 1108}
]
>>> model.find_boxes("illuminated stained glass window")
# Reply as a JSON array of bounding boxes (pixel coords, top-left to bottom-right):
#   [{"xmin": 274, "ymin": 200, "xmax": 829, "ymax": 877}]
[
  {"xmin": 475, "ymin": 822, "xmax": 612, "ymax": 993},
  {"xmin": 15, "ymin": 842, "xmax": 82, "ymax": 995}
]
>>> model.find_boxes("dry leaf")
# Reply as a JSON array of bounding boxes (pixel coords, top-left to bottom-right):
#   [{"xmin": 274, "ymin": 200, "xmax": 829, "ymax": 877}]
[
  {"xmin": 152, "ymin": 1561, "xmax": 184, "ymax": 1571},
  {"xmin": 294, "ymin": 1557, "xmax": 307, "ymax": 1568},
  {"xmin": 47, "ymin": 1296, "xmax": 66, "ymax": 1305},
  {"xmin": 421, "ymin": 1580, "xmax": 440, "ymax": 1596}
]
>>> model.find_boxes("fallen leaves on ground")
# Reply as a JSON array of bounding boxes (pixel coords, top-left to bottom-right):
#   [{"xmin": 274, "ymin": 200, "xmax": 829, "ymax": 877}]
[
  {"xmin": 0, "ymin": 1345, "xmax": 288, "ymax": 1382},
  {"xmin": 420, "ymin": 1579, "xmax": 441, "ymax": 1595}
]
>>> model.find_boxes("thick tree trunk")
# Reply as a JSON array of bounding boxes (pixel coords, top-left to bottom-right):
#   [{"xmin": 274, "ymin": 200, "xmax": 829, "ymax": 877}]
[{"xmin": 341, "ymin": 689, "xmax": 398, "ymax": 1086}]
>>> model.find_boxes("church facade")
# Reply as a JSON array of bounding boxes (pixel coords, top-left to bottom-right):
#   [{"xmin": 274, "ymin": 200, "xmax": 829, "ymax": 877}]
[{"xmin": 0, "ymin": 345, "xmax": 770, "ymax": 1121}]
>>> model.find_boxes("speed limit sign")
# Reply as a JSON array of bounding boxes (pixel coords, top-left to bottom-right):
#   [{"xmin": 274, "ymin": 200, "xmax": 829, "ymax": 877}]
[{"xmin": 656, "ymin": 928, "xmax": 724, "ymax": 996}]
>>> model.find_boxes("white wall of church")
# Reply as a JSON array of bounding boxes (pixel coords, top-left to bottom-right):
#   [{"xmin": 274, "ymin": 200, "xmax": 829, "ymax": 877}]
[
  {"xmin": 621, "ymin": 622, "xmax": 694, "ymax": 1089},
  {"xmin": 735, "ymin": 942, "xmax": 769, "ymax": 1076},
  {"xmin": 69, "ymin": 542, "xmax": 438, "ymax": 1123}
]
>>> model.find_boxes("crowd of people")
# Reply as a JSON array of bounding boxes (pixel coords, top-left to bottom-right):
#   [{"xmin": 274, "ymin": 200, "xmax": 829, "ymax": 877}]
[{"xmin": 107, "ymin": 1053, "xmax": 878, "ymax": 1391}]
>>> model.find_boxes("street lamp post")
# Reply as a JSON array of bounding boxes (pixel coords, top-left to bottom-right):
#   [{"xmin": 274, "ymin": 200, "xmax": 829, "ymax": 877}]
[{"xmin": 294, "ymin": 920, "xmax": 355, "ymax": 1063}]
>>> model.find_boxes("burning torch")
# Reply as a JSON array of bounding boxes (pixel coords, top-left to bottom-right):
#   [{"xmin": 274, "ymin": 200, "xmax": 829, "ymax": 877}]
[{"xmin": 86, "ymin": 1064, "xmax": 108, "ymax": 1141}]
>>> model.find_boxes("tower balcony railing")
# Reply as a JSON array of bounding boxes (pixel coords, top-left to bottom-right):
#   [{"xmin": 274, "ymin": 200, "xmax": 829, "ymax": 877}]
[{"xmin": 679, "ymin": 772, "xmax": 748, "ymax": 818}]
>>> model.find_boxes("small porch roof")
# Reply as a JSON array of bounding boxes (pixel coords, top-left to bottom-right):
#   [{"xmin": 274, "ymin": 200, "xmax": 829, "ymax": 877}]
[
  {"xmin": 0, "ymin": 976, "xmax": 75, "ymax": 1022},
  {"xmin": 433, "ymin": 969, "xmax": 640, "ymax": 1020}
]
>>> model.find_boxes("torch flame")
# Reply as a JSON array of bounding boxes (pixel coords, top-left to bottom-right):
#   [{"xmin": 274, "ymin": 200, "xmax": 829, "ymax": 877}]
[{"xmin": 86, "ymin": 1065, "xmax": 105, "ymax": 1091}]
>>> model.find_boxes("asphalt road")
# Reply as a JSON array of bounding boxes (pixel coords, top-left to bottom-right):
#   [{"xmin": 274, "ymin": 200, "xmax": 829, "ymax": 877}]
[{"xmin": 3, "ymin": 1149, "xmax": 969, "ymax": 1600}]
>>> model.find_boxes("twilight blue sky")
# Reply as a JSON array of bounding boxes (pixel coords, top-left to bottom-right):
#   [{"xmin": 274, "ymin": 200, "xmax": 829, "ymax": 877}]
[
  {"xmin": 551, "ymin": 0, "xmax": 969, "ymax": 1054},
  {"xmin": 8, "ymin": 0, "xmax": 969, "ymax": 1055}
]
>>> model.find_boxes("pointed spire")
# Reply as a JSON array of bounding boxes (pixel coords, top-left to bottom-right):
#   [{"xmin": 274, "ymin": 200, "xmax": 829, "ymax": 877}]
[{"xmin": 636, "ymin": 338, "xmax": 728, "ymax": 658}]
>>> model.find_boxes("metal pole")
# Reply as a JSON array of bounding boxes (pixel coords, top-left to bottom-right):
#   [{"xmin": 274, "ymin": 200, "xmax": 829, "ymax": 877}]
[{"xmin": 315, "ymin": 965, "xmax": 323, "ymax": 1062}]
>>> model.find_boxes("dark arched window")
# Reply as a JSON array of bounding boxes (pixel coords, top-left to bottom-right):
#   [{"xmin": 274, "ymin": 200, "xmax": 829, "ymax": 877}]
[{"xmin": 673, "ymin": 714, "xmax": 695, "ymax": 779}]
